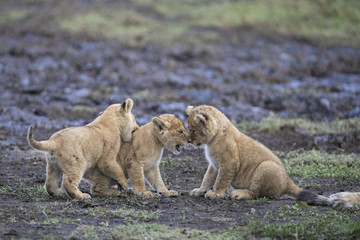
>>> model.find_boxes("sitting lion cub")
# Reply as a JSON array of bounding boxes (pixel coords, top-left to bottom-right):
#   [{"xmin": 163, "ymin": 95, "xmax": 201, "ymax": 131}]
[
  {"xmin": 86, "ymin": 114, "xmax": 189, "ymax": 198},
  {"xmin": 186, "ymin": 105, "xmax": 328, "ymax": 205},
  {"xmin": 328, "ymin": 192, "xmax": 360, "ymax": 210},
  {"xmin": 27, "ymin": 99, "xmax": 138, "ymax": 199}
]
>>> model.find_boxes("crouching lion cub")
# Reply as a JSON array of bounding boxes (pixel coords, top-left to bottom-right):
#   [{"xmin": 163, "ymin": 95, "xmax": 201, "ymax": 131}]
[
  {"xmin": 85, "ymin": 114, "xmax": 189, "ymax": 198},
  {"xmin": 27, "ymin": 99, "xmax": 138, "ymax": 199},
  {"xmin": 186, "ymin": 105, "xmax": 328, "ymax": 205},
  {"xmin": 328, "ymin": 192, "xmax": 360, "ymax": 210}
]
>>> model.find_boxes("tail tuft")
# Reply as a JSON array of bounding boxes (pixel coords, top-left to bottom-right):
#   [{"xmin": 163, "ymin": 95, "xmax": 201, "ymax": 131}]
[
  {"xmin": 26, "ymin": 125, "xmax": 54, "ymax": 151},
  {"xmin": 27, "ymin": 125, "xmax": 34, "ymax": 147},
  {"xmin": 296, "ymin": 190, "xmax": 329, "ymax": 206},
  {"xmin": 27, "ymin": 125, "xmax": 33, "ymax": 138}
]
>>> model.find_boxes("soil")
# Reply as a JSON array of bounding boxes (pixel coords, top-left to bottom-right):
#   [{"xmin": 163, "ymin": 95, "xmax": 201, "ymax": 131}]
[{"xmin": 1, "ymin": 1, "xmax": 360, "ymax": 239}]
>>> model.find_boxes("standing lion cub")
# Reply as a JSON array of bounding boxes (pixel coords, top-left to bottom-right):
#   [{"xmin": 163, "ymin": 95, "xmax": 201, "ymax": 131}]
[
  {"xmin": 27, "ymin": 99, "xmax": 138, "ymax": 199},
  {"xmin": 85, "ymin": 114, "xmax": 189, "ymax": 198},
  {"xmin": 186, "ymin": 105, "xmax": 328, "ymax": 205}
]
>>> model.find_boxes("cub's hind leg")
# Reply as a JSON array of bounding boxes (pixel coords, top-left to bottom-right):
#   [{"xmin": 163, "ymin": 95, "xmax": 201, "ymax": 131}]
[
  {"xmin": 230, "ymin": 189, "xmax": 255, "ymax": 200},
  {"xmin": 230, "ymin": 161, "xmax": 288, "ymax": 200},
  {"xmin": 62, "ymin": 172, "xmax": 90, "ymax": 199},
  {"xmin": 89, "ymin": 170, "xmax": 119, "ymax": 197},
  {"xmin": 61, "ymin": 156, "xmax": 90, "ymax": 199},
  {"xmin": 45, "ymin": 153, "xmax": 65, "ymax": 196}
]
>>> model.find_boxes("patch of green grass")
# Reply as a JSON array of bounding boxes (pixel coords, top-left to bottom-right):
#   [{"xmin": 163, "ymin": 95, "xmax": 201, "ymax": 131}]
[
  {"xmin": 245, "ymin": 203, "xmax": 360, "ymax": 240},
  {"xmin": 133, "ymin": 89, "xmax": 162, "ymax": 101},
  {"xmin": 0, "ymin": 9, "xmax": 29, "ymax": 24},
  {"xmin": 246, "ymin": 197, "xmax": 269, "ymax": 205},
  {"xmin": 63, "ymin": 206, "xmax": 359, "ymax": 240},
  {"xmin": 278, "ymin": 149, "xmax": 360, "ymax": 181},
  {"xmin": 56, "ymin": 0, "xmax": 360, "ymax": 46},
  {"xmin": 67, "ymin": 222, "xmax": 247, "ymax": 240},
  {"xmin": 72, "ymin": 105, "xmax": 97, "ymax": 115},
  {"xmin": 0, "ymin": 180, "xmax": 12, "ymax": 194},
  {"xmin": 29, "ymin": 217, "xmax": 76, "ymax": 225},
  {"xmin": 8, "ymin": 216, "xmax": 17, "ymax": 223},
  {"xmin": 61, "ymin": 205, "xmax": 160, "ymax": 222},
  {"xmin": 19, "ymin": 184, "xmax": 50, "ymax": 200},
  {"xmin": 0, "ymin": 180, "xmax": 51, "ymax": 201},
  {"xmin": 60, "ymin": 9, "xmax": 152, "ymax": 46},
  {"xmin": 236, "ymin": 116, "xmax": 360, "ymax": 134}
]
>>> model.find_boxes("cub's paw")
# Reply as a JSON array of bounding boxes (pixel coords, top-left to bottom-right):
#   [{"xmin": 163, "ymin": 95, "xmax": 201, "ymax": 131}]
[
  {"xmin": 328, "ymin": 193, "xmax": 352, "ymax": 211},
  {"xmin": 140, "ymin": 191, "xmax": 155, "ymax": 198},
  {"xmin": 126, "ymin": 188, "xmax": 134, "ymax": 194},
  {"xmin": 117, "ymin": 183, "xmax": 129, "ymax": 192},
  {"xmin": 205, "ymin": 190, "xmax": 224, "ymax": 200},
  {"xmin": 54, "ymin": 188, "xmax": 67, "ymax": 197},
  {"xmin": 230, "ymin": 190, "xmax": 245, "ymax": 200},
  {"xmin": 80, "ymin": 193, "xmax": 92, "ymax": 199},
  {"xmin": 190, "ymin": 188, "xmax": 206, "ymax": 197},
  {"xmin": 161, "ymin": 190, "xmax": 179, "ymax": 197},
  {"xmin": 330, "ymin": 199, "xmax": 349, "ymax": 211}
]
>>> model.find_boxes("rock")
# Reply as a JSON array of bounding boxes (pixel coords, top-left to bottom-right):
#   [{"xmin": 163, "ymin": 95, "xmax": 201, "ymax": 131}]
[{"xmin": 347, "ymin": 106, "xmax": 360, "ymax": 118}]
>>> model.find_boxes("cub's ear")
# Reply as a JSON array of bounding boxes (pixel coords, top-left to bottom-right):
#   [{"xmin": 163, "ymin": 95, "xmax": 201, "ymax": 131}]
[
  {"xmin": 120, "ymin": 98, "xmax": 134, "ymax": 114},
  {"xmin": 194, "ymin": 113, "xmax": 208, "ymax": 127},
  {"xmin": 152, "ymin": 117, "xmax": 169, "ymax": 132},
  {"xmin": 186, "ymin": 106, "xmax": 194, "ymax": 116}
]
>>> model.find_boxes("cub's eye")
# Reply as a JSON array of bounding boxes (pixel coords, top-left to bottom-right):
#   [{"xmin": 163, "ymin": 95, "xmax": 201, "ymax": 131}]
[
  {"xmin": 191, "ymin": 130, "xmax": 196, "ymax": 134},
  {"xmin": 179, "ymin": 130, "xmax": 184, "ymax": 134}
]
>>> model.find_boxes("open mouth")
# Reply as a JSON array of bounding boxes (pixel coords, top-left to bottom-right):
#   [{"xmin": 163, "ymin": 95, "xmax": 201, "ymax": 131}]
[{"xmin": 176, "ymin": 145, "xmax": 181, "ymax": 152}]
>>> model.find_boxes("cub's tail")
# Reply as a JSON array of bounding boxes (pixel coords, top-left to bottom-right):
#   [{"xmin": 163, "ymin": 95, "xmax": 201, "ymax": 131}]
[
  {"xmin": 27, "ymin": 126, "xmax": 55, "ymax": 152},
  {"xmin": 296, "ymin": 190, "xmax": 329, "ymax": 206},
  {"xmin": 287, "ymin": 179, "xmax": 329, "ymax": 206}
]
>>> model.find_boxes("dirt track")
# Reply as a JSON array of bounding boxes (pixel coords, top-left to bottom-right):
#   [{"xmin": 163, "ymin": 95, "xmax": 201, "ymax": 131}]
[{"xmin": 1, "ymin": 1, "xmax": 360, "ymax": 239}]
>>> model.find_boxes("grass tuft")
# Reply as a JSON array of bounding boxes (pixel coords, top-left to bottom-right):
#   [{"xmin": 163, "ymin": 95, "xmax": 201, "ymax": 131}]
[
  {"xmin": 277, "ymin": 149, "xmax": 360, "ymax": 181},
  {"xmin": 245, "ymin": 203, "xmax": 360, "ymax": 240},
  {"xmin": 61, "ymin": 205, "xmax": 160, "ymax": 222},
  {"xmin": 236, "ymin": 116, "xmax": 360, "ymax": 134}
]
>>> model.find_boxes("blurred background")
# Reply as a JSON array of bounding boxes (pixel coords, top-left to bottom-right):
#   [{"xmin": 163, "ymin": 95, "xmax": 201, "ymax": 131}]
[{"xmin": 0, "ymin": 0, "xmax": 359, "ymax": 142}]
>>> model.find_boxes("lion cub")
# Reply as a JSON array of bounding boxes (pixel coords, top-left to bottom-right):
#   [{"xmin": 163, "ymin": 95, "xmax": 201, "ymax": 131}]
[
  {"xmin": 186, "ymin": 105, "xmax": 327, "ymax": 205},
  {"xmin": 328, "ymin": 192, "xmax": 360, "ymax": 210},
  {"xmin": 27, "ymin": 99, "xmax": 138, "ymax": 199},
  {"xmin": 85, "ymin": 114, "xmax": 189, "ymax": 198}
]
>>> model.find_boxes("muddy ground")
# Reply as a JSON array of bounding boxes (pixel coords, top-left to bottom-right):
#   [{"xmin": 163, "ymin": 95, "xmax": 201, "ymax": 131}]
[{"xmin": 1, "ymin": 1, "xmax": 360, "ymax": 239}]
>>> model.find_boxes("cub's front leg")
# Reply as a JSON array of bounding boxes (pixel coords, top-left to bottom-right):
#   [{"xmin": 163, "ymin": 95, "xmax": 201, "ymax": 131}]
[
  {"xmin": 205, "ymin": 166, "xmax": 235, "ymax": 199},
  {"xmin": 144, "ymin": 166, "xmax": 178, "ymax": 197},
  {"xmin": 191, "ymin": 164, "xmax": 217, "ymax": 197},
  {"xmin": 128, "ymin": 163, "xmax": 154, "ymax": 198}
]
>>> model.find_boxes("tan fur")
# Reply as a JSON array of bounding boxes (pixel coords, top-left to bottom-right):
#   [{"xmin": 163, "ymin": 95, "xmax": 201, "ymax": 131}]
[
  {"xmin": 328, "ymin": 192, "xmax": 360, "ymax": 210},
  {"xmin": 186, "ymin": 105, "xmax": 323, "ymax": 202},
  {"xmin": 27, "ymin": 99, "xmax": 138, "ymax": 199},
  {"xmin": 85, "ymin": 114, "xmax": 189, "ymax": 198}
]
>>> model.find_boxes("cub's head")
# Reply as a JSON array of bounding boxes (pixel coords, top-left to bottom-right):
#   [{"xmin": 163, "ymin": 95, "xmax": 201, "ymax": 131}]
[
  {"xmin": 152, "ymin": 114, "xmax": 189, "ymax": 155},
  {"xmin": 118, "ymin": 98, "xmax": 139, "ymax": 142},
  {"xmin": 186, "ymin": 105, "xmax": 218, "ymax": 147}
]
